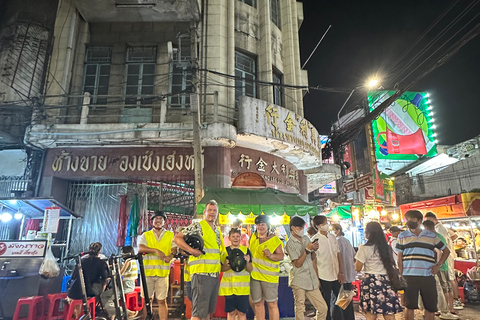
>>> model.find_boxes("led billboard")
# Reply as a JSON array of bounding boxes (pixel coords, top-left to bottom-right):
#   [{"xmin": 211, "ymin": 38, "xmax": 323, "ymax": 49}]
[{"xmin": 369, "ymin": 91, "xmax": 437, "ymax": 174}]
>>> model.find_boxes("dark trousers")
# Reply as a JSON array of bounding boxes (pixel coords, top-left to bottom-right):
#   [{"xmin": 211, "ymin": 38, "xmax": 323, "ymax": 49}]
[{"xmin": 319, "ymin": 279, "xmax": 355, "ymax": 320}]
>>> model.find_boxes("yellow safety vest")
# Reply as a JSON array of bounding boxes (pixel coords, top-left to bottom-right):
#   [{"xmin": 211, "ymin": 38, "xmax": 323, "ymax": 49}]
[
  {"xmin": 219, "ymin": 245, "xmax": 250, "ymax": 296},
  {"xmin": 184, "ymin": 259, "xmax": 191, "ymax": 282},
  {"xmin": 143, "ymin": 229, "xmax": 174, "ymax": 277},
  {"xmin": 250, "ymin": 233, "xmax": 283, "ymax": 283},
  {"xmin": 188, "ymin": 220, "xmax": 226, "ymax": 275}
]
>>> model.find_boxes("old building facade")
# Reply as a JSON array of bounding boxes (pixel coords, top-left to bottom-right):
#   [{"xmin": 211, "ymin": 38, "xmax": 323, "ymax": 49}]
[{"xmin": 5, "ymin": 0, "xmax": 338, "ymax": 250}]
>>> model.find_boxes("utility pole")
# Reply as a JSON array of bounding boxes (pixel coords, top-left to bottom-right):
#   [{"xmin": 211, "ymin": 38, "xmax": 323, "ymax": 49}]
[{"xmin": 190, "ymin": 21, "xmax": 204, "ymax": 218}]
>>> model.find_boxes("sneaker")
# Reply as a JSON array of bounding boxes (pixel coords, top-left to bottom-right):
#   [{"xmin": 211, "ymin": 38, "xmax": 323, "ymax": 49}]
[
  {"xmin": 439, "ymin": 312, "xmax": 459, "ymax": 320},
  {"xmin": 453, "ymin": 301, "xmax": 464, "ymax": 310}
]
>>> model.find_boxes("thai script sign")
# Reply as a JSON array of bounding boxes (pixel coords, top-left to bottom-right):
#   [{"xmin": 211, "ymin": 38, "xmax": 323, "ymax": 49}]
[
  {"xmin": 0, "ymin": 241, "xmax": 47, "ymax": 257},
  {"xmin": 44, "ymin": 147, "xmax": 197, "ymax": 178}
]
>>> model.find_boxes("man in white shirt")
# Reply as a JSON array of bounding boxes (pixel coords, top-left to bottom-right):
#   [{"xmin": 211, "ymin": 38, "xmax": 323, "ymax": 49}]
[
  {"xmin": 389, "ymin": 226, "xmax": 402, "ymax": 264},
  {"xmin": 311, "ymin": 215, "xmax": 344, "ymax": 320},
  {"xmin": 425, "ymin": 212, "xmax": 463, "ymax": 310}
]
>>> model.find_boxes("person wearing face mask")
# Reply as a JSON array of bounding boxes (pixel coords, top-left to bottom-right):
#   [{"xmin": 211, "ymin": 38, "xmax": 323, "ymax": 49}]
[
  {"xmin": 396, "ymin": 210, "xmax": 450, "ymax": 320},
  {"xmin": 331, "ymin": 224, "xmax": 355, "ymax": 320},
  {"xmin": 310, "ymin": 215, "xmax": 344, "ymax": 320},
  {"xmin": 139, "ymin": 211, "xmax": 177, "ymax": 320},
  {"xmin": 286, "ymin": 217, "xmax": 327, "ymax": 320}
]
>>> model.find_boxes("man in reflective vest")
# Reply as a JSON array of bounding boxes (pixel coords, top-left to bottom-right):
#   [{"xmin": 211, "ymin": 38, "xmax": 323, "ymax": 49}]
[
  {"xmin": 138, "ymin": 211, "xmax": 176, "ymax": 320},
  {"xmin": 219, "ymin": 228, "xmax": 253, "ymax": 320},
  {"xmin": 250, "ymin": 215, "xmax": 284, "ymax": 320},
  {"xmin": 174, "ymin": 199, "xmax": 226, "ymax": 320}
]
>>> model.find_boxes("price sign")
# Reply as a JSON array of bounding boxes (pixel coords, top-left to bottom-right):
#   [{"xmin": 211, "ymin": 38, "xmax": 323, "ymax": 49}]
[{"xmin": 43, "ymin": 207, "xmax": 61, "ymax": 233}]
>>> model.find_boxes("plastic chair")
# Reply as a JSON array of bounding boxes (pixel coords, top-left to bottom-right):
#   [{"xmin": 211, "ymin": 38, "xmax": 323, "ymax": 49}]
[
  {"xmin": 46, "ymin": 293, "xmax": 67, "ymax": 320},
  {"xmin": 125, "ymin": 290, "xmax": 144, "ymax": 311},
  {"xmin": 12, "ymin": 296, "xmax": 45, "ymax": 320},
  {"xmin": 64, "ymin": 297, "xmax": 96, "ymax": 320}
]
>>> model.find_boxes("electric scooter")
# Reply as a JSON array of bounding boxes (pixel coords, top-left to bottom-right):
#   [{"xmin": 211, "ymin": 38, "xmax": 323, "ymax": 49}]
[
  {"xmin": 64, "ymin": 253, "xmax": 108, "ymax": 320},
  {"xmin": 106, "ymin": 254, "xmax": 129, "ymax": 320},
  {"xmin": 118, "ymin": 253, "xmax": 153, "ymax": 320}
]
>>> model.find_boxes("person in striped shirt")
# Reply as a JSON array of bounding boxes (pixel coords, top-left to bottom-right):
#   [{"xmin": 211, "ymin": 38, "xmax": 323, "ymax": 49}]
[{"xmin": 396, "ymin": 210, "xmax": 450, "ymax": 320}]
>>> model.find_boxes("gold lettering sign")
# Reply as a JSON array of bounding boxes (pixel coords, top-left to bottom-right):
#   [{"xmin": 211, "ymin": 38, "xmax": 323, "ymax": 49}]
[{"xmin": 51, "ymin": 150, "xmax": 195, "ymax": 174}]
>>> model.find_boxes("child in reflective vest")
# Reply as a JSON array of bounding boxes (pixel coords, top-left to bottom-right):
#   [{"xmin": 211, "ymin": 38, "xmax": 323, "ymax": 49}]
[{"xmin": 220, "ymin": 228, "xmax": 253, "ymax": 320}]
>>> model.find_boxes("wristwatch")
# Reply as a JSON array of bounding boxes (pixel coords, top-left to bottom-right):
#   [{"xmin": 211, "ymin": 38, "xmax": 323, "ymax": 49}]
[{"xmin": 305, "ymin": 249, "xmax": 311, "ymax": 254}]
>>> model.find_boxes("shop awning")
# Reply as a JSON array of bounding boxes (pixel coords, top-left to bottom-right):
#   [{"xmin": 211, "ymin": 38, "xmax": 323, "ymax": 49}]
[
  {"xmin": 325, "ymin": 206, "xmax": 352, "ymax": 219},
  {"xmin": 0, "ymin": 198, "xmax": 79, "ymax": 218},
  {"xmin": 399, "ymin": 195, "xmax": 465, "ymax": 219},
  {"xmin": 196, "ymin": 188, "xmax": 317, "ymax": 216}
]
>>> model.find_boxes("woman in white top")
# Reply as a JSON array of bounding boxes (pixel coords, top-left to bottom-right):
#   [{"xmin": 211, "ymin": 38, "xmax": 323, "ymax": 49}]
[{"xmin": 355, "ymin": 222, "xmax": 402, "ymax": 320}]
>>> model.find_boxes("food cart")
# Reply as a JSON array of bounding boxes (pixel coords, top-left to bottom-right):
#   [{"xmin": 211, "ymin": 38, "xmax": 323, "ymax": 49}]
[{"xmin": 196, "ymin": 187, "xmax": 318, "ymax": 319}]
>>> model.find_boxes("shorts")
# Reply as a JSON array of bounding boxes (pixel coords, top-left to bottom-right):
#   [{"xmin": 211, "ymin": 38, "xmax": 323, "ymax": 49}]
[
  {"xmin": 224, "ymin": 295, "xmax": 249, "ymax": 314},
  {"xmin": 142, "ymin": 276, "xmax": 169, "ymax": 300},
  {"xmin": 437, "ymin": 270, "xmax": 452, "ymax": 293},
  {"xmin": 123, "ymin": 279, "xmax": 136, "ymax": 294},
  {"xmin": 404, "ymin": 276, "xmax": 437, "ymax": 312},
  {"xmin": 191, "ymin": 274, "xmax": 220, "ymax": 318},
  {"xmin": 250, "ymin": 278, "xmax": 279, "ymax": 303}
]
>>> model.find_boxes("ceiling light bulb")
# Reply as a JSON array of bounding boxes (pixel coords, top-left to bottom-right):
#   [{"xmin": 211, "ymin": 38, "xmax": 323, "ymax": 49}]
[
  {"xmin": 14, "ymin": 211, "xmax": 23, "ymax": 220},
  {"xmin": 1, "ymin": 212, "xmax": 12, "ymax": 222}
]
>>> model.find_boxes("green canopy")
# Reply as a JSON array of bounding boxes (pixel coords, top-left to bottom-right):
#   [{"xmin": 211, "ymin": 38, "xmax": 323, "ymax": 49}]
[
  {"xmin": 197, "ymin": 188, "xmax": 317, "ymax": 216},
  {"xmin": 325, "ymin": 206, "xmax": 352, "ymax": 219}
]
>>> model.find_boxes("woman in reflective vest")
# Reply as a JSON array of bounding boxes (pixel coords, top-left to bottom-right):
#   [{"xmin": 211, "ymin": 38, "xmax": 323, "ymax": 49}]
[
  {"xmin": 219, "ymin": 228, "xmax": 253, "ymax": 320},
  {"xmin": 250, "ymin": 215, "xmax": 284, "ymax": 320}
]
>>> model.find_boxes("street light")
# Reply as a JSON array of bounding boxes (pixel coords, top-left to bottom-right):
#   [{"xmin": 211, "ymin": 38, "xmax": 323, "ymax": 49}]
[{"xmin": 337, "ymin": 77, "xmax": 381, "ymax": 127}]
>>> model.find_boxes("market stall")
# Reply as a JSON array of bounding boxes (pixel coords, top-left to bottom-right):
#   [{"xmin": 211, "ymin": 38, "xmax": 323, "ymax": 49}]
[
  {"xmin": 0, "ymin": 197, "xmax": 79, "ymax": 319},
  {"xmin": 195, "ymin": 187, "xmax": 318, "ymax": 319},
  {"xmin": 400, "ymin": 193, "xmax": 480, "ymax": 276}
]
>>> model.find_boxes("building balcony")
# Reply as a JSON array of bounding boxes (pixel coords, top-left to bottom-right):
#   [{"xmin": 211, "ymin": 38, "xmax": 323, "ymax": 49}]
[
  {"xmin": 73, "ymin": 0, "xmax": 200, "ymax": 23},
  {"xmin": 26, "ymin": 92, "xmax": 236, "ymax": 149}
]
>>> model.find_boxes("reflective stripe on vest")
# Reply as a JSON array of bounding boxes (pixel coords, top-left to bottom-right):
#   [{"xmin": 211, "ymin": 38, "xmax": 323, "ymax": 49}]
[
  {"xmin": 249, "ymin": 233, "xmax": 282, "ymax": 283},
  {"xmin": 184, "ymin": 260, "xmax": 191, "ymax": 282},
  {"xmin": 144, "ymin": 229, "xmax": 174, "ymax": 277},
  {"xmin": 188, "ymin": 220, "xmax": 225, "ymax": 275},
  {"xmin": 219, "ymin": 245, "xmax": 250, "ymax": 296}
]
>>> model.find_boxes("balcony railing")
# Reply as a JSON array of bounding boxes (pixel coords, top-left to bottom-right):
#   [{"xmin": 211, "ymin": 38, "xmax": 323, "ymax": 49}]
[{"xmin": 41, "ymin": 91, "xmax": 236, "ymax": 126}]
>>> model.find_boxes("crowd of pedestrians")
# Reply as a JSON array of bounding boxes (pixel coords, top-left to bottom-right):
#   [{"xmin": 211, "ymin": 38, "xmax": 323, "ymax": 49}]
[{"xmin": 67, "ymin": 203, "xmax": 468, "ymax": 320}]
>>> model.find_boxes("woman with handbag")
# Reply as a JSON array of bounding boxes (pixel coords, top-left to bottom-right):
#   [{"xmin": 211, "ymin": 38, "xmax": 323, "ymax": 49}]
[{"xmin": 355, "ymin": 222, "xmax": 403, "ymax": 319}]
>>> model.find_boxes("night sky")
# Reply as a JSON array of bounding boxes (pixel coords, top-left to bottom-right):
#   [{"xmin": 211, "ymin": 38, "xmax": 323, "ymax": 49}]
[{"xmin": 299, "ymin": 0, "xmax": 480, "ymax": 145}]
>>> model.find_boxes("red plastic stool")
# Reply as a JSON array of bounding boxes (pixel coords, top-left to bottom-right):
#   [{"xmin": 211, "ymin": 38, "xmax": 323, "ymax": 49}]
[
  {"xmin": 352, "ymin": 280, "xmax": 361, "ymax": 302},
  {"xmin": 46, "ymin": 293, "xmax": 67, "ymax": 320},
  {"xmin": 13, "ymin": 296, "xmax": 45, "ymax": 320},
  {"xmin": 64, "ymin": 297, "xmax": 95, "ymax": 320},
  {"xmin": 458, "ymin": 286, "xmax": 465, "ymax": 303},
  {"xmin": 125, "ymin": 290, "xmax": 144, "ymax": 311}
]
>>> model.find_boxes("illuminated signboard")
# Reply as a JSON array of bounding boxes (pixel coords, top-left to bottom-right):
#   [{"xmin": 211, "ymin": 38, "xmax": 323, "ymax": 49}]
[
  {"xmin": 368, "ymin": 91, "xmax": 437, "ymax": 174},
  {"xmin": 319, "ymin": 181, "xmax": 337, "ymax": 194}
]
